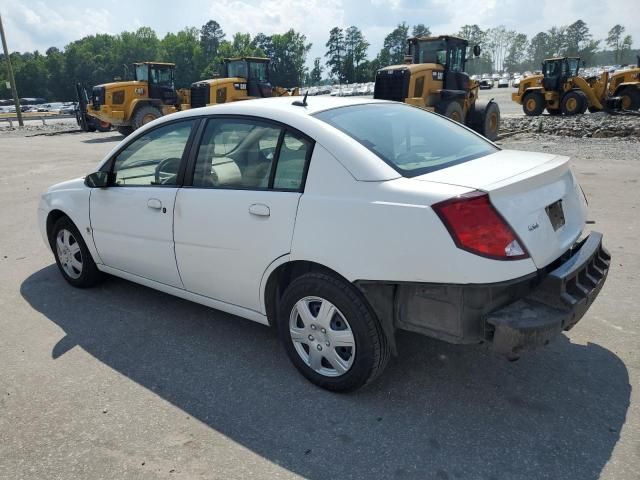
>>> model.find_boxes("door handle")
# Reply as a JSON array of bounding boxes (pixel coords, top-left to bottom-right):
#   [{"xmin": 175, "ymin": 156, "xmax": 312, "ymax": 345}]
[
  {"xmin": 249, "ymin": 203, "xmax": 270, "ymax": 217},
  {"xmin": 147, "ymin": 198, "xmax": 162, "ymax": 210}
]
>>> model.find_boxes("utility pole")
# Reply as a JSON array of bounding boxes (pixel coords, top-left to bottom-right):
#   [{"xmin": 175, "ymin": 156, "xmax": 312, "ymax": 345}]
[{"xmin": 0, "ymin": 13, "xmax": 23, "ymax": 127}]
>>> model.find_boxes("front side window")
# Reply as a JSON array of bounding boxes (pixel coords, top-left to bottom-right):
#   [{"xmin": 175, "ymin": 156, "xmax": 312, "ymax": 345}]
[
  {"xmin": 135, "ymin": 64, "xmax": 148, "ymax": 82},
  {"xmin": 227, "ymin": 61, "xmax": 248, "ymax": 79},
  {"xmin": 112, "ymin": 120, "xmax": 194, "ymax": 186},
  {"xmin": 248, "ymin": 62, "xmax": 268, "ymax": 82},
  {"xmin": 193, "ymin": 119, "xmax": 282, "ymax": 189},
  {"xmin": 150, "ymin": 67, "xmax": 174, "ymax": 88},
  {"xmin": 315, "ymin": 103, "xmax": 497, "ymax": 177}
]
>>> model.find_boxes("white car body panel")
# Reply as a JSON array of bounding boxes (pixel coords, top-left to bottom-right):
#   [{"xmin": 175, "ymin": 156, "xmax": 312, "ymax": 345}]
[
  {"xmin": 174, "ymin": 188, "xmax": 301, "ymax": 312},
  {"xmin": 38, "ymin": 178, "xmax": 103, "ymax": 264},
  {"xmin": 290, "ymin": 145, "xmax": 537, "ymax": 284},
  {"xmin": 90, "ymin": 187, "xmax": 184, "ymax": 288},
  {"xmin": 416, "ymin": 150, "xmax": 587, "ymax": 268}
]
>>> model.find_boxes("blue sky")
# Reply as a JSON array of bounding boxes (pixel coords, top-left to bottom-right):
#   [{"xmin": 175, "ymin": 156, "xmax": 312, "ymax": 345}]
[{"xmin": 1, "ymin": 0, "xmax": 637, "ymax": 66}]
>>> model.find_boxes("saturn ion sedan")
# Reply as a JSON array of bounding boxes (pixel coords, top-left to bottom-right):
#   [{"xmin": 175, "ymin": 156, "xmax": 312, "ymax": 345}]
[{"xmin": 39, "ymin": 97, "xmax": 610, "ymax": 391}]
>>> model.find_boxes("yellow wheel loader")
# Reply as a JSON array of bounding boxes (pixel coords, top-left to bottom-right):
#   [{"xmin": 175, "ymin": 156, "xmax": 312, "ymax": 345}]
[
  {"xmin": 512, "ymin": 56, "xmax": 640, "ymax": 116},
  {"xmin": 373, "ymin": 35, "xmax": 500, "ymax": 141},
  {"xmin": 79, "ymin": 57, "xmax": 299, "ymax": 136},
  {"xmin": 189, "ymin": 57, "xmax": 298, "ymax": 109}
]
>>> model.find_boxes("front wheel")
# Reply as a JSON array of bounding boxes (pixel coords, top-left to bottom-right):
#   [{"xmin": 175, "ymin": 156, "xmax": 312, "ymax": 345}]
[
  {"xmin": 522, "ymin": 91, "xmax": 545, "ymax": 116},
  {"xmin": 278, "ymin": 272, "xmax": 390, "ymax": 392},
  {"xmin": 618, "ymin": 87, "xmax": 640, "ymax": 110},
  {"xmin": 51, "ymin": 216, "xmax": 103, "ymax": 288},
  {"xmin": 132, "ymin": 105, "xmax": 162, "ymax": 130}
]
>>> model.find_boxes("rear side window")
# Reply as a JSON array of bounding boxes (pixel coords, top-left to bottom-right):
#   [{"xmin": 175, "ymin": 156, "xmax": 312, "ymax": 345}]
[
  {"xmin": 314, "ymin": 103, "xmax": 498, "ymax": 177},
  {"xmin": 273, "ymin": 132, "xmax": 312, "ymax": 190}
]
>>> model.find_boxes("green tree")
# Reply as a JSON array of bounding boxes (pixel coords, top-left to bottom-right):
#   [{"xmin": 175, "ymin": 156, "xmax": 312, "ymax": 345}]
[
  {"xmin": 503, "ymin": 33, "xmax": 528, "ymax": 72},
  {"xmin": 160, "ymin": 27, "xmax": 203, "ymax": 87},
  {"xmin": 527, "ymin": 32, "xmax": 551, "ymax": 70},
  {"xmin": 606, "ymin": 25, "xmax": 625, "ymax": 63},
  {"xmin": 310, "ymin": 57, "xmax": 323, "ymax": 84},
  {"xmin": 268, "ymin": 29, "xmax": 311, "ymax": 87},
  {"xmin": 384, "ymin": 22, "xmax": 410, "ymax": 65},
  {"xmin": 411, "ymin": 24, "xmax": 431, "ymax": 38},
  {"xmin": 344, "ymin": 26, "xmax": 369, "ymax": 83},
  {"xmin": 325, "ymin": 27, "xmax": 345, "ymax": 82}
]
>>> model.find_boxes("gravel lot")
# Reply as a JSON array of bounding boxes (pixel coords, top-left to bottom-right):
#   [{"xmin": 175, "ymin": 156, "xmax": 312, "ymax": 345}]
[{"xmin": 0, "ymin": 126, "xmax": 638, "ymax": 480}]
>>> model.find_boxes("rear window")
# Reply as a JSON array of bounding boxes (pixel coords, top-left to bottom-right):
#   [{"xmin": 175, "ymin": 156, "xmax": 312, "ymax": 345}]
[{"xmin": 314, "ymin": 103, "xmax": 498, "ymax": 177}]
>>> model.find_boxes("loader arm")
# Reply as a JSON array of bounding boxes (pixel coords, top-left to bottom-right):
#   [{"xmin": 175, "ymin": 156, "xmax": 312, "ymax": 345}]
[{"xmin": 572, "ymin": 76, "xmax": 603, "ymax": 111}]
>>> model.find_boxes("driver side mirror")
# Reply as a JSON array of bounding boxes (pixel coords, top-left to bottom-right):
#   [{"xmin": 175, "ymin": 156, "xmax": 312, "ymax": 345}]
[
  {"xmin": 85, "ymin": 171, "xmax": 111, "ymax": 188},
  {"xmin": 473, "ymin": 45, "xmax": 481, "ymax": 57}
]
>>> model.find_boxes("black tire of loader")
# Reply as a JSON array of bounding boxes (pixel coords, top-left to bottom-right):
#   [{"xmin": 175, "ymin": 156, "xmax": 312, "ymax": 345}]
[{"xmin": 469, "ymin": 100, "xmax": 500, "ymax": 141}]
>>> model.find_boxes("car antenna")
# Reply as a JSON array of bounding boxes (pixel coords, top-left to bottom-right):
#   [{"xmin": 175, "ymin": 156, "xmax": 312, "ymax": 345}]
[{"xmin": 292, "ymin": 91, "xmax": 309, "ymax": 107}]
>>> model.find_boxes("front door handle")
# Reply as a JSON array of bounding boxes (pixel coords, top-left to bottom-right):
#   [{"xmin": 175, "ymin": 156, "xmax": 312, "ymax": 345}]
[
  {"xmin": 249, "ymin": 203, "xmax": 270, "ymax": 217},
  {"xmin": 147, "ymin": 198, "xmax": 162, "ymax": 210}
]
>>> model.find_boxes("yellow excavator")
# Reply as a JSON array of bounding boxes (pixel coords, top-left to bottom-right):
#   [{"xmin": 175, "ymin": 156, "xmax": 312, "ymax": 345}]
[
  {"xmin": 512, "ymin": 56, "xmax": 640, "ymax": 115},
  {"xmin": 374, "ymin": 35, "xmax": 500, "ymax": 140},
  {"xmin": 77, "ymin": 57, "xmax": 298, "ymax": 135}
]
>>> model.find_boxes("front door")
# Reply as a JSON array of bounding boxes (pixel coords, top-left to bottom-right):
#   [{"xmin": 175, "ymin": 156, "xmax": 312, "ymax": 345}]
[
  {"xmin": 90, "ymin": 119, "xmax": 196, "ymax": 287},
  {"xmin": 174, "ymin": 117, "xmax": 313, "ymax": 312}
]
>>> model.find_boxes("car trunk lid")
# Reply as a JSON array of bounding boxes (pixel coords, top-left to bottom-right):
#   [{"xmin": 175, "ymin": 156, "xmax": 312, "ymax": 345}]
[{"xmin": 415, "ymin": 150, "xmax": 587, "ymax": 268}]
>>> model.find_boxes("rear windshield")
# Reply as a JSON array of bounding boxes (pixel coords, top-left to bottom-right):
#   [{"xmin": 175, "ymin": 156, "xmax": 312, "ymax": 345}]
[{"xmin": 314, "ymin": 103, "xmax": 498, "ymax": 177}]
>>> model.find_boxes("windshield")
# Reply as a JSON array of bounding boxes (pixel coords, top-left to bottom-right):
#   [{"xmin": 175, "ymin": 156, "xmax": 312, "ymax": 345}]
[
  {"xmin": 314, "ymin": 103, "xmax": 498, "ymax": 177},
  {"xmin": 248, "ymin": 61, "xmax": 268, "ymax": 82},
  {"xmin": 411, "ymin": 40, "xmax": 447, "ymax": 65},
  {"xmin": 134, "ymin": 64, "xmax": 148, "ymax": 82},
  {"xmin": 227, "ymin": 61, "xmax": 248, "ymax": 79},
  {"xmin": 150, "ymin": 66, "xmax": 174, "ymax": 88},
  {"xmin": 567, "ymin": 58, "xmax": 580, "ymax": 76}
]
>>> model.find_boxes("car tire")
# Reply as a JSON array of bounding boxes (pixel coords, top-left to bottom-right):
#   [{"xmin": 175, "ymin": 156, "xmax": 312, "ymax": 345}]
[
  {"xmin": 50, "ymin": 216, "xmax": 103, "ymax": 288},
  {"xmin": 278, "ymin": 272, "xmax": 390, "ymax": 392},
  {"xmin": 522, "ymin": 91, "xmax": 544, "ymax": 116},
  {"xmin": 132, "ymin": 105, "xmax": 162, "ymax": 130}
]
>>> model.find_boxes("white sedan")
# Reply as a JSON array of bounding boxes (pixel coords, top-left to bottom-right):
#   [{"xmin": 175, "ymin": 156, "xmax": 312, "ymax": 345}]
[{"xmin": 39, "ymin": 97, "xmax": 610, "ymax": 391}]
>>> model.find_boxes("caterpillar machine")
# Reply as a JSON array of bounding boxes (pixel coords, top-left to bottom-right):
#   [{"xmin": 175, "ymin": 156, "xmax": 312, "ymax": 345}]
[
  {"xmin": 374, "ymin": 35, "xmax": 500, "ymax": 140},
  {"xmin": 77, "ymin": 57, "xmax": 298, "ymax": 135},
  {"xmin": 512, "ymin": 55, "xmax": 640, "ymax": 116}
]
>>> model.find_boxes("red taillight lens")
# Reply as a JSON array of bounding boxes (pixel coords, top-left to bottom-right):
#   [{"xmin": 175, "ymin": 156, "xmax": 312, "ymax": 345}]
[{"xmin": 433, "ymin": 191, "xmax": 529, "ymax": 260}]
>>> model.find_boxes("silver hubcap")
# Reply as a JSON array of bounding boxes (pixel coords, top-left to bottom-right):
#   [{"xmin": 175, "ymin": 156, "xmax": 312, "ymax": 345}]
[
  {"xmin": 56, "ymin": 229, "xmax": 82, "ymax": 279},
  {"xmin": 289, "ymin": 296, "xmax": 355, "ymax": 377}
]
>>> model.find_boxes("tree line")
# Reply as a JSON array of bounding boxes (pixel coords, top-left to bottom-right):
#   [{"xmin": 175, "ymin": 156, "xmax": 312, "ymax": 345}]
[{"xmin": 0, "ymin": 19, "xmax": 637, "ymax": 101}]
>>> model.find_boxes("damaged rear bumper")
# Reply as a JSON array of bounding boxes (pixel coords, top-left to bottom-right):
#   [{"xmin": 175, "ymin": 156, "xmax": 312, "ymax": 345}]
[
  {"xmin": 356, "ymin": 232, "xmax": 610, "ymax": 355},
  {"xmin": 486, "ymin": 231, "xmax": 610, "ymax": 355}
]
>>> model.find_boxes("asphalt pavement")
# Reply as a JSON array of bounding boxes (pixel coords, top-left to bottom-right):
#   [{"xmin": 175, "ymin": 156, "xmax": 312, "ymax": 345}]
[{"xmin": 0, "ymin": 124, "xmax": 638, "ymax": 479}]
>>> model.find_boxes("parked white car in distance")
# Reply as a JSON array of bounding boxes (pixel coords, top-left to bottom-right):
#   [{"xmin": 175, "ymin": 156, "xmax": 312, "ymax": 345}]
[{"xmin": 38, "ymin": 97, "xmax": 610, "ymax": 391}]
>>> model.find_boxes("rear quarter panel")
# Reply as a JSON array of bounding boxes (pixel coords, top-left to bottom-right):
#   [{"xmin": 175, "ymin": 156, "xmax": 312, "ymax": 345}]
[{"xmin": 290, "ymin": 145, "xmax": 537, "ymax": 284}]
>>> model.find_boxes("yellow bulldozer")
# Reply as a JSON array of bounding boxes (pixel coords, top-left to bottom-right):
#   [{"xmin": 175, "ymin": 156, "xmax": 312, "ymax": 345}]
[
  {"xmin": 512, "ymin": 56, "xmax": 640, "ymax": 116},
  {"xmin": 373, "ymin": 35, "xmax": 500, "ymax": 140},
  {"xmin": 77, "ymin": 57, "xmax": 298, "ymax": 135}
]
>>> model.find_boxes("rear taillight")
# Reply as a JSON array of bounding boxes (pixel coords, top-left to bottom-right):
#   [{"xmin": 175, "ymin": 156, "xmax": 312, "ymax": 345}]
[{"xmin": 433, "ymin": 191, "xmax": 529, "ymax": 260}]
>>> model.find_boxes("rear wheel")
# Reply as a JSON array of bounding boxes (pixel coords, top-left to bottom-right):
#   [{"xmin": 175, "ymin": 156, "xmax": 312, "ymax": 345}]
[
  {"xmin": 439, "ymin": 100, "xmax": 465, "ymax": 123},
  {"xmin": 96, "ymin": 121, "xmax": 111, "ymax": 132},
  {"xmin": 561, "ymin": 91, "xmax": 586, "ymax": 115},
  {"xmin": 132, "ymin": 105, "xmax": 162, "ymax": 130},
  {"xmin": 618, "ymin": 87, "xmax": 640, "ymax": 110},
  {"xmin": 469, "ymin": 100, "xmax": 500, "ymax": 141},
  {"xmin": 522, "ymin": 91, "xmax": 544, "ymax": 116},
  {"xmin": 278, "ymin": 272, "xmax": 390, "ymax": 392}
]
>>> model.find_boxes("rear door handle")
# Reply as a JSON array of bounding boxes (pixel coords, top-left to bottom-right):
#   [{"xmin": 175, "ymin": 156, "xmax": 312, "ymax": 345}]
[
  {"xmin": 249, "ymin": 203, "xmax": 270, "ymax": 217},
  {"xmin": 147, "ymin": 198, "xmax": 162, "ymax": 210}
]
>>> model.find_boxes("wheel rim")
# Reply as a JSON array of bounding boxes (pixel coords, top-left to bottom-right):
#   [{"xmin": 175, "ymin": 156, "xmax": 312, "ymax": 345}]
[
  {"xmin": 566, "ymin": 97, "xmax": 577, "ymax": 113},
  {"xmin": 289, "ymin": 296, "xmax": 355, "ymax": 377},
  {"xmin": 620, "ymin": 95, "xmax": 631, "ymax": 110},
  {"xmin": 142, "ymin": 113, "xmax": 157, "ymax": 124},
  {"xmin": 488, "ymin": 111, "xmax": 498, "ymax": 132},
  {"xmin": 525, "ymin": 98, "xmax": 537, "ymax": 112},
  {"xmin": 56, "ymin": 229, "xmax": 82, "ymax": 279}
]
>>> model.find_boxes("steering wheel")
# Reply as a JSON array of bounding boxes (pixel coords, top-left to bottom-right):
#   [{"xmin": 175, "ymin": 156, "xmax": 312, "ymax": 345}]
[{"xmin": 154, "ymin": 157, "xmax": 181, "ymax": 185}]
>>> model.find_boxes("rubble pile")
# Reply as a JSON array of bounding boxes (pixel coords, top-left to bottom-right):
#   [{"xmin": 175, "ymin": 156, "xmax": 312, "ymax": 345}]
[{"xmin": 500, "ymin": 112, "xmax": 640, "ymax": 138}]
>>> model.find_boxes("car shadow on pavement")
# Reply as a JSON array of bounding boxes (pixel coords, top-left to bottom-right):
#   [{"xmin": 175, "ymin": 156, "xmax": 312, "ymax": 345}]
[
  {"xmin": 21, "ymin": 266, "xmax": 630, "ymax": 480},
  {"xmin": 81, "ymin": 135, "xmax": 123, "ymax": 144}
]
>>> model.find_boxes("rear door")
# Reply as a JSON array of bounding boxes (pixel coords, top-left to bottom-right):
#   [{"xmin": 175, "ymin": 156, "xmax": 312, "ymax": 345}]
[
  {"xmin": 174, "ymin": 117, "xmax": 313, "ymax": 312},
  {"xmin": 90, "ymin": 119, "xmax": 196, "ymax": 287}
]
